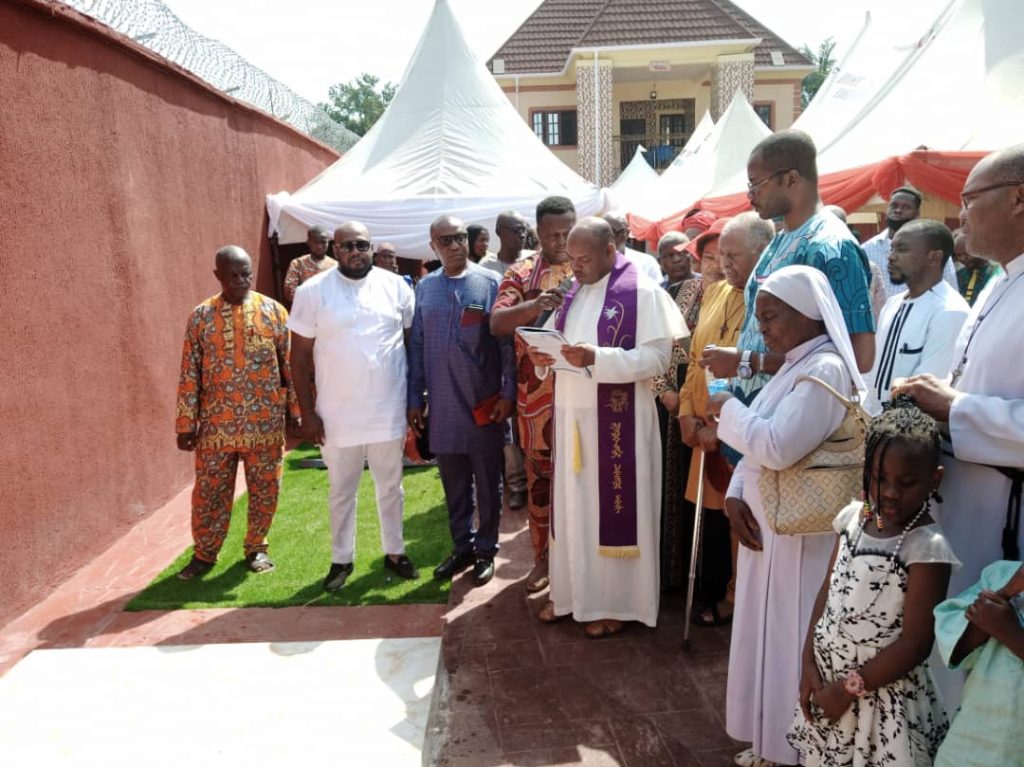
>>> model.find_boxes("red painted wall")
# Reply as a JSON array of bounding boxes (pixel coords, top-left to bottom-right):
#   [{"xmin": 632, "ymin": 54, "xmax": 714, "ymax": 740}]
[{"xmin": 0, "ymin": 0, "xmax": 338, "ymax": 626}]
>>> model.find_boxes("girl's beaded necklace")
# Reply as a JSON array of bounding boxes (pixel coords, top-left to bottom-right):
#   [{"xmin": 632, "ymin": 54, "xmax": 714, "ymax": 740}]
[{"xmin": 841, "ymin": 503, "xmax": 929, "ymax": 621}]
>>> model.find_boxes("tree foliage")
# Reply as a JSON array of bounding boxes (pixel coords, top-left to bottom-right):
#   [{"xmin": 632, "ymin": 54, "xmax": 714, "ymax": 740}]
[
  {"xmin": 319, "ymin": 73, "xmax": 397, "ymax": 137},
  {"xmin": 799, "ymin": 37, "xmax": 837, "ymax": 109}
]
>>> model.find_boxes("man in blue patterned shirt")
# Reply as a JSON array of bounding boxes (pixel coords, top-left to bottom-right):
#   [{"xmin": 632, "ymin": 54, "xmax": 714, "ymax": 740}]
[
  {"xmin": 702, "ymin": 129, "xmax": 876, "ymax": 404},
  {"xmin": 407, "ymin": 215, "xmax": 517, "ymax": 587}
]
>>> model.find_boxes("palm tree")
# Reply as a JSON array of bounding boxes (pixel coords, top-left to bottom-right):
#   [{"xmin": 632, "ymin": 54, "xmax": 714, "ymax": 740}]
[{"xmin": 800, "ymin": 38, "xmax": 837, "ymax": 109}]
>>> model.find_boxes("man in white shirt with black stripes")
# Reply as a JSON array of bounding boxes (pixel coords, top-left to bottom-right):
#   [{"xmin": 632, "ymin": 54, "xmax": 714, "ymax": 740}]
[{"xmin": 867, "ymin": 218, "xmax": 969, "ymax": 409}]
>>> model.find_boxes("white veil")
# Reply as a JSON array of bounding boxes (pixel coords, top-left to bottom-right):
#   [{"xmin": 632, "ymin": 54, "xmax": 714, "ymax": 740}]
[{"xmin": 759, "ymin": 265, "xmax": 870, "ymax": 407}]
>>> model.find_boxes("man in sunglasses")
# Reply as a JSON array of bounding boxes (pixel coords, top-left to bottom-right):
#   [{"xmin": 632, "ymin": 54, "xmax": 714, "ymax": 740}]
[
  {"xmin": 478, "ymin": 210, "xmax": 528, "ymax": 278},
  {"xmin": 407, "ymin": 215, "xmax": 516, "ymax": 587},
  {"xmin": 289, "ymin": 221, "xmax": 419, "ymax": 592}
]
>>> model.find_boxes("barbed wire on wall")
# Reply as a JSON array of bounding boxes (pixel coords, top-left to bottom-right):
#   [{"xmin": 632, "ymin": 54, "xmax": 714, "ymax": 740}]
[{"xmin": 60, "ymin": 0, "xmax": 360, "ymax": 153}]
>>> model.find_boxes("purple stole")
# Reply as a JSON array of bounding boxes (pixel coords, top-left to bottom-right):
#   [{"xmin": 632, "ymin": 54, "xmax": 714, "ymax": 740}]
[{"xmin": 554, "ymin": 253, "xmax": 640, "ymax": 558}]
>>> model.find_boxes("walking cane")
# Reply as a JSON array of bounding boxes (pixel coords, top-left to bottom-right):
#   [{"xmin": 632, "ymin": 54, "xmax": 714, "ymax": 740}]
[{"xmin": 682, "ymin": 447, "xmax": 707, "ymax": 650}]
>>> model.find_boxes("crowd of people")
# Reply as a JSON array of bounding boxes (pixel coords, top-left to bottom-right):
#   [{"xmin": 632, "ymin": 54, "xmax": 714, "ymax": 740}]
[{"xmin": 174, "ymin": 132, "xmax": 1024, "ymax": 767}]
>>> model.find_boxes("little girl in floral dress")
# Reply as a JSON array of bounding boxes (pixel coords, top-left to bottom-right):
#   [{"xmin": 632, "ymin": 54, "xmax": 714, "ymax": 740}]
[{"xmin": 788, "ymin": 399, "xmax": 959, "ymax": 766}]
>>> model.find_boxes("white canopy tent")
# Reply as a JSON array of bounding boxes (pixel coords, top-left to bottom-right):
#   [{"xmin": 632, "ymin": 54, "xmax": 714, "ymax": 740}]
[
  {"xmin": 656, "ymin": 109, "xmax": 719, "ymax": 190},
  {"xmin": 813, "ymin": 0, "xmax": 1024, "ymax": 173},
  {"xmin": 626, "ymin": 94, "xmax": 770, "ymax": 222},
  {"xmin": 266, "ymin": 0, "xmax": 604, "ymax": 259},
  {"xmin": 705, "ymin": 0, "xmax": 1024, "ymax": 199},
  {"xmin": 605, "ymin": 146, "xmax": 660, "ymax": 211},
  {"xmin": 613, "ymin": 111, "xmax": 713, "ymax": 219}
]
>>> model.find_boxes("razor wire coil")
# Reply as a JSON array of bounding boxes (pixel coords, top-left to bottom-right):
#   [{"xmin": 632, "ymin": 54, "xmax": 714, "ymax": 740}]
[{"xmin": 60, "ymin": 0, "xmax": 360, "ymax": 152}]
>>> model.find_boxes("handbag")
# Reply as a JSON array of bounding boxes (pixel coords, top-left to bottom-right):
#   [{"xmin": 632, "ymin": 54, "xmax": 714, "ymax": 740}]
[{"xmin": 758, "ymin": 375, "xmax": 869, "ymax": 536}]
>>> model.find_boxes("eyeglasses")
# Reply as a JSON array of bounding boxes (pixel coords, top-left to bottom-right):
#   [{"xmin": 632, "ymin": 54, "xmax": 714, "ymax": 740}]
[
  {"xmin": 747, "ymin": 168, "xmax": 794, "ymax": 194},
  {"xmin": 434, "ymin": 232, "xmax": 468, "ymax": 247},
  {"xmin": 960, "ymin": 180, "xmax": 1024, "ymax": 208},
  {"xmin": 337, "ymin": 239, "xmax": 372, "ymax": 253}
]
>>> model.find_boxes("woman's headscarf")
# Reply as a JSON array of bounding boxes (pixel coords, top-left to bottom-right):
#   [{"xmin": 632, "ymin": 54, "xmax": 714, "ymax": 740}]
[
  {"xmin": 759, "ymin": 265, "xmax": 869, "ymax": 406},
  {"xmin": 681, "ymin": 209, "xmax": 717, "ymax": 236},
  {"xmin": 685, "ymin": 216, "xmax": 731, "ymax": 261}
]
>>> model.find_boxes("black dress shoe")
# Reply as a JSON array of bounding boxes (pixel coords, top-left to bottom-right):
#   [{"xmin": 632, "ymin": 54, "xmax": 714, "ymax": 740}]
[
  {"xmin": 384, "ymin": 554, "xmax": 420, "ymax": 580},
  {"xmin": 324, "ymin": 562, "xmax": 354, "ymax": 592},
  {"xmin": 433, "ymin": 550, "xmax": 474, "ymax": 580},
  {"xmin": 472, "ymin": 557, "xmax": 495, "ymax": 586},
  {"xmin": 509, "ymin": 488, "xmax": 528, "ymax": 510}
]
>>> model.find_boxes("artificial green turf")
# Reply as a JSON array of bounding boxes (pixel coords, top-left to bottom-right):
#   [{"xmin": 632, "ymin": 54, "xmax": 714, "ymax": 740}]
[{"xmin": 126, "ymin": 445, "xmax": 451, "ymax": 610}]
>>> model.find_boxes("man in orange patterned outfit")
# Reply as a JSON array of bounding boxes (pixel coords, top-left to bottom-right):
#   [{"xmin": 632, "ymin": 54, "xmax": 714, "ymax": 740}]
[
  {"xmin": 490, "ymin": 196, "xmax": 576, "ymax": 592},
  {"xmin": 283, "ymin": 225, "xmax": 337, "ymax": 304},
  {"xmin": 175, "ymin": 246, "xmax": 300, "ymax": 580}
]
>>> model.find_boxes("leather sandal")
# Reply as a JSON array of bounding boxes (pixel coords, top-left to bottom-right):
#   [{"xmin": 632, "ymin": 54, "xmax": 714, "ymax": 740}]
[
  {"xmin": 537, "ymin": 601, "xmax": 564, "ymax": 624},
  {"xmin": 584, "ymin": 619, "xmax": 623, "ymax": 639},
  {"xmin": 524, "ymin": 559, "xmax": 550, "ymax": 593},
  {"xmin": 692, "ymin": 601, "xmax": 734, "ymax": 627}
]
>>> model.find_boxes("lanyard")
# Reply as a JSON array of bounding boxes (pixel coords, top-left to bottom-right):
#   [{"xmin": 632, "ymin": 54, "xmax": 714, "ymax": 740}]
[{"xmin": 951, "ymin": 268, "xmax": 1024, "ymax": 385}]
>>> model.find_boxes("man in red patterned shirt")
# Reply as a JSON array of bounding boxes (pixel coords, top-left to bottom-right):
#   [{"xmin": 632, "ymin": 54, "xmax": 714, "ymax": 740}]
[{"xmin": 490, "ymin": 196, "xmax": 576, "ymax": 592}]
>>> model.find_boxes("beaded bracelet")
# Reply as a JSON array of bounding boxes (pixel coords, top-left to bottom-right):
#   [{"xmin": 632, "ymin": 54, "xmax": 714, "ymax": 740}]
[{"xmin": 844, "ymin": 669, "xmax": 867, "ymax": 698}]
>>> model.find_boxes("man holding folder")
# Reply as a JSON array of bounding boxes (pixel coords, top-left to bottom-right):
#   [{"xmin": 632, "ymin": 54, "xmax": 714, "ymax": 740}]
[{"xmin": 407, "ymin": 215, "xmax": 517, "ymax": 587}]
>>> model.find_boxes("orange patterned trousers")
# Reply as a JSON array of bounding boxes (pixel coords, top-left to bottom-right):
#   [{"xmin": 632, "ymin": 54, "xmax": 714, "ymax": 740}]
[{"xmin": 191, "ymin": 445, "xmax": 283, "ymax": 563}]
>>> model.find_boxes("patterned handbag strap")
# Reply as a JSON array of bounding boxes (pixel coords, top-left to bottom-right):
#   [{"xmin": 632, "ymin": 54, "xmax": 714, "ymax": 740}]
[{"xmin": 794, "ymin": 375, "xmax": 869, "ymax": 428}]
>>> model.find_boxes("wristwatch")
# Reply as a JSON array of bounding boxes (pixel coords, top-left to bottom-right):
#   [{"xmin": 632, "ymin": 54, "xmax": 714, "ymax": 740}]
[{"xmin": 737, "ymin": 350, "xmax": 754, "ymax": 380}]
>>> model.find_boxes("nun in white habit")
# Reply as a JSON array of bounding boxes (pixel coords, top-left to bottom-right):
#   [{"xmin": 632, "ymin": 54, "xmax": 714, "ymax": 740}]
[{"xmin": 707, "ymin": 265, "xmax": 873, "ymax": 767}]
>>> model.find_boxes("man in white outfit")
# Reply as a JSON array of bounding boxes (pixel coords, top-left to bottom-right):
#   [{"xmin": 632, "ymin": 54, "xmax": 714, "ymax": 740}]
[
  {"xmin": 603, "ymin": 210, "xmax": 665, "ymax": 285},
  {"xmin": 289, "ymin": 221, "xmax": 419, "ymax": 591},
  {"xmin": 894, "ymin": 144, "xmax": 1024, "ymax": 707},
  {"xmin": 528, "ymin": 217, "xmax": 685, "ymax": 638},
  {"xmin": 861, "ymin": 187, "xmax": 958, "ymax": 299},
  {"xmin": 867, "ymin": 219, "xmax": 970, "ymax": 408}
]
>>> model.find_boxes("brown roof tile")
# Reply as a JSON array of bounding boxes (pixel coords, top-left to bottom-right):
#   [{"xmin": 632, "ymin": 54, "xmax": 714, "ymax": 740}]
[{"xmin": 489, "ymin": 0, "xmax": 811, "ymax": 74}]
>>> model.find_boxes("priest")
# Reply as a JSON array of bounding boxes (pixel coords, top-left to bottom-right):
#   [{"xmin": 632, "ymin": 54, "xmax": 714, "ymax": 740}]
[
  {"xmin": 894, "ymin": 145, "xmax": 1024, "ymax": 592},
  {"xmin": 893, "ymin": 144, "xmax": 1024, "ymax": 708},
  {"xmin": 527, "ymin": 217, "xmax": 686, "ymax": 637}
]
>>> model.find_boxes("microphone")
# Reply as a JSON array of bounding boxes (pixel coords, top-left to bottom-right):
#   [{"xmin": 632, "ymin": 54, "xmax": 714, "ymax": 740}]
[{"xmin": 535, "ymin": 277, "xmax": 575, "ymax": 328}]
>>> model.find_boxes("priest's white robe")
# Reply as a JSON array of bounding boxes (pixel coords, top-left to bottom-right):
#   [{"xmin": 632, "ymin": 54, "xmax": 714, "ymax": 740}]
[
  {"xmin": 717, "ymin": 337, "xmax": 853, "ymax": 766},
  {"xmin": 545, "ymin": 271, "xmax": 684, "ymax": 627},
  {"xmin": 930, "ymin": 252, "xmax": 1024, "ymax": 709}
]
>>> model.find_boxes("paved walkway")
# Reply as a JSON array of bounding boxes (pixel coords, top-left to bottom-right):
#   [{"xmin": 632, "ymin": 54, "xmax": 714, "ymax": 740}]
[
  {"xmin": 0, "ymin": 473, "xmax": 445, "ymax": 677},
  {"xmin": 427, "ymin": 505, "xmax": 741, "ymax": 767},
  {"xmin": 0, "ymin": 471, "xmax": 737, "ymax": 766}
]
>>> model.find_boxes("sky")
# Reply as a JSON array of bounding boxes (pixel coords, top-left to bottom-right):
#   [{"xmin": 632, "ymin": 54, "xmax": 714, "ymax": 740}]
[{"xmin": 160, "ymin": 0, "xmax": 950, "ymax": 105}]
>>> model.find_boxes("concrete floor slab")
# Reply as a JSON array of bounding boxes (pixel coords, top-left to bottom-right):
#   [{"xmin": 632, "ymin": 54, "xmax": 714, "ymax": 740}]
[{"xmin": 0, "ymin": 637, "xmax": 440, "ymax": 765}]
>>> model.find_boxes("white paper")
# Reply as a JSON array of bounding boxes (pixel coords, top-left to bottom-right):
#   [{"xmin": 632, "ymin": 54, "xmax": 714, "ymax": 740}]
[{"xmin": 515, "ymin": 327, "xmax": 591, "ymax": 377}]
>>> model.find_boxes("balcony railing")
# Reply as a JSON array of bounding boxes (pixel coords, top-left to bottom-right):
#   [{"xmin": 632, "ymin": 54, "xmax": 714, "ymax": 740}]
[{"xmin": 615, "ymin": 132, "xmax": 691, "ymax": 172}]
